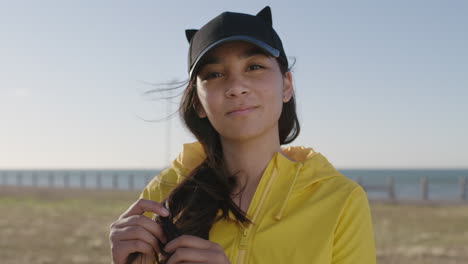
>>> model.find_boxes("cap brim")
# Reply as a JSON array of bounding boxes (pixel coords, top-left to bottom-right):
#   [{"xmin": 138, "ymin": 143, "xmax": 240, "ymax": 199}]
[{"xmin": 189, "ymin": 35, "xmax": 280, "ymax": 78}]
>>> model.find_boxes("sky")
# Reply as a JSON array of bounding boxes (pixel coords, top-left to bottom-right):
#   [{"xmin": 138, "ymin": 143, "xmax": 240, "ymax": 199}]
[{"xmin": 0, "ymin": 0, "xmax": 467, "ymax": 169}]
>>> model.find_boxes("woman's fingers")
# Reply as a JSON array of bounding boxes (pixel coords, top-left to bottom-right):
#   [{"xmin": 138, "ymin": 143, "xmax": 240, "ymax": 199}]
[
  {"xmin": 111, "ymin": 225, "xmax": 162, "ymax": 254},
  {"xmin": 165, "ymin": 247, "xmax": 227, "ymax": 264},
  {"xmin": 111, "ymin": 240, "xmax": 155, "ymax": 264},
  {"xmin": 113, "ymin": 214, "xmax": 167, "ymax": 244},
  {"xmin": 164, "ymin": 235, "xmax": 213, "ymax": 253},
  {"xmin": 163, "ymin": 235, "xmax": 229, "ymax": 264},
  {"xmin": 120, "ymin": 198, "xmax": 169, "ymax": 219},
  {"xmin": 109, "ymin": 198, "xmax": 170, "ymax": 263},
  {"xmin": 165, "ymin": 248, "xmax": 208, "ymax": 264}
]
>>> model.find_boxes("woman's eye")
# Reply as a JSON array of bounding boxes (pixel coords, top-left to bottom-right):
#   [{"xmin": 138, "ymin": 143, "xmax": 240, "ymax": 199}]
[
  {"xmin": 248, "ymin": 64, "xmax": 264, "ymax": 71},
  {"xmin": 205, "ymin": 72, "xmax": 223, "ymax": 80}
]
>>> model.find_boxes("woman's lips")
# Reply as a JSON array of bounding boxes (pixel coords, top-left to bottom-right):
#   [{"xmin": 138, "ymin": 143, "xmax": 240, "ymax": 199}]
[{"xmin": 226, "ymin": 106, "xmax": 257, "ymax": 116}]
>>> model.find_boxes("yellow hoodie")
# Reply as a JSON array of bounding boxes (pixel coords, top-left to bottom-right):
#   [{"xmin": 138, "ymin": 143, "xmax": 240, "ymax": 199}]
[{"xmin": 140, "ymin": 142, "xmax": 376, "ymax": 264}]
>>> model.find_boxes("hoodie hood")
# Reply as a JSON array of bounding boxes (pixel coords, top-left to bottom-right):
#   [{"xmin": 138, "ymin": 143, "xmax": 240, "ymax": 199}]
[{"xmin": 166, "ymin": 141, "xmax": 344, "ymax": 220}]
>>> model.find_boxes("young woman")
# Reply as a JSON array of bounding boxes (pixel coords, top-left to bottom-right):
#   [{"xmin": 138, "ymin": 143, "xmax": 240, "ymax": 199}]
[{"xmin": 109, "ymin": 6, "xmax": 376, "ymax": 264}]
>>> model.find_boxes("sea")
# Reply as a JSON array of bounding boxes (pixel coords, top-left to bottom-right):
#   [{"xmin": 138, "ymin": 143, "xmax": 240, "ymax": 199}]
[{"xmin": 0, "ymin": 168, "xmax": 467, "ymax": 201}]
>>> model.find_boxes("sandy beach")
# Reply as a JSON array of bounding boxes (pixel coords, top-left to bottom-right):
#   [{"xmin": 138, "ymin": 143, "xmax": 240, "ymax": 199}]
[{"xmin": 1, "ymin": 186, "xmax": 467, "ymax": 264}]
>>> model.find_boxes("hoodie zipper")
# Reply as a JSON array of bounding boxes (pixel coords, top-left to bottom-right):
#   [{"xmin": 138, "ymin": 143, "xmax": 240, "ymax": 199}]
[
  {"xmin": 236, "ymin": 228, "xmax": 249, "ymax": 263},
  {"xmin": 236, "ymin": 166, "xmax": 279, "ymax": 264},
  {"xmin": 239, "ymin": 228, "xmax": 249, "ymax": 247}
]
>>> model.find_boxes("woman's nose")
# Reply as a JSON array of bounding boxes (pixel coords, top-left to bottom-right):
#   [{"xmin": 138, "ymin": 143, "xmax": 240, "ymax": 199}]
[{"xmin": 224, "ymin": 75, "xmax": 250, "ymax": 98}]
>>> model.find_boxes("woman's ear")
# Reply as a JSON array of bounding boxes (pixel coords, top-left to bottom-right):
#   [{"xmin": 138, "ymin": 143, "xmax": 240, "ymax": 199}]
[
  {"xmin": 282, "ymin": 71, "xmax": 293, "ymax": 103},
  {"xmin": 197, "ymin": 106, "xmax": 207, "ymax": 118}
]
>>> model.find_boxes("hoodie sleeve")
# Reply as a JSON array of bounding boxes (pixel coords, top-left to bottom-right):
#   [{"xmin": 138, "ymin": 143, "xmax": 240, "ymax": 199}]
[
  {"xmin": 331, "ymin": 185, "xmax": 377, "ymax": 264},
  {"xmin": 139, "ymin": 167, "xmax": 180, "ymax": 219}
]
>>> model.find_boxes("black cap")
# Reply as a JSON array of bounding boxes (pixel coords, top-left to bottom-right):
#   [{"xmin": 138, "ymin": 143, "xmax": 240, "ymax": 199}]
[{"xmin": 185, "ymin": 6, "xmax": 287, "ymax": 78}]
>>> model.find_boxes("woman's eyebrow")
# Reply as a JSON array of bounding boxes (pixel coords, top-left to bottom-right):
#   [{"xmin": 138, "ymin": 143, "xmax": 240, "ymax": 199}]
[{"xmin": 201, "ymin": 47, "xmax": 269, "ymax": 66}]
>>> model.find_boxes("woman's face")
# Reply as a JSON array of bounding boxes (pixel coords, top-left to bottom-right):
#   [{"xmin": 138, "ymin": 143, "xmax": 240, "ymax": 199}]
[{"xmin": 195, "ymin": 41, "xmax": 293, "ymax": 143}]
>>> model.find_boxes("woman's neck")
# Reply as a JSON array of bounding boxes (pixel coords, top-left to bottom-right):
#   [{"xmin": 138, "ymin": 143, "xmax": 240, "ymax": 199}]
[{"xmin": 221, "ymin": 133, "xmax": 281, "ymax": 195}]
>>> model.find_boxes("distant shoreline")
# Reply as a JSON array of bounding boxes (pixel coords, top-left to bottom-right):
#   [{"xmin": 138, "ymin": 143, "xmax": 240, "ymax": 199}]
[{"xmin": 2, "ymin": 186, "xmax": 467, "ymax": 206}]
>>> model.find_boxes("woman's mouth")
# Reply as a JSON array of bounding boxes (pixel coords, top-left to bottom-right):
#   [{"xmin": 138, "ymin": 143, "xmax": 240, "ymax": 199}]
[{"xmin": 226, "ymin": 106, "xmax": 258, "ymax": 116}]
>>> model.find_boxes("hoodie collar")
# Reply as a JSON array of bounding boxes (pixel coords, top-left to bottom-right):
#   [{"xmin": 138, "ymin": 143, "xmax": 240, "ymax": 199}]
[{"xmin": 172, "ymin": 142, "xmax": 341, "ymax": 220}]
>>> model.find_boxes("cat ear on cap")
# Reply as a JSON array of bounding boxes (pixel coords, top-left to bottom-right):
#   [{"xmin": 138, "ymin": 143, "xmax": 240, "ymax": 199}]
[
  {"xmin": 256, "ymin": 6, "xmax": 272, "ymax": 26},
  {"xmin": 185, "ymin": 29, "xmax": 198, "ymax": 43}
]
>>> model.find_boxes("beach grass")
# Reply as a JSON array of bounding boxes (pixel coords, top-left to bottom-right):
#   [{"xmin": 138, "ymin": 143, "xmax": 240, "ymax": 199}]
[
  {"xmin": 0, "ymin": 187, "xmax": 139, "ymax": 264},
  {"xmin": 371, "ymin": 200, "xmax": 468, "ymax": 263},
  {"xmin": 1, "ymin": 186, "xmax": 467, "ymax": 264}
]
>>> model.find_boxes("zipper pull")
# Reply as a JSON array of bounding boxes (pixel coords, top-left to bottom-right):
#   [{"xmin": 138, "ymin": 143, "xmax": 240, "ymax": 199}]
[{"xmin": 239, "ymin": 227, "xmax": 249, "ymax": 248}]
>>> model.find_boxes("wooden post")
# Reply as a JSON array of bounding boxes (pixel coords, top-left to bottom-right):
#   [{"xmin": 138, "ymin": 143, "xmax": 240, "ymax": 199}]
[
  {"xmin": 128, "ymin": 173, "xmax": 134, "ymax": 190},
  {"xmin": 32, "ymin": 172, "xmax": 38, "ymax": 187},
  {"xmin": 48, "ymin": 172, "xmax": 55, "ymax": 188},
  {"xmin": 387, "ymin": 176, "xmax": 395, "ymax": 201},
  {"xmin": 64, "ymin": 172, "xmax": 70, "ymax": 188},
  {"xmin": 16, "ymin": 172, "xmax": 23, "ymax": 186},
  {"xmin": 112, "ymin": 173, "xmax": 119, "ymax": 189},
  {"xmin": 144, "ymin": 175, "xmax": 149, "ymax": 186},
  {"xmin": 421, "ymin": 176, "xmax": 429, "ymax": 200},
  {"xmin": 145, "ymin": 172, "xmax": 152, "ymax": 186},
  {"xmin": 1, "ymin": 171, "xmax": 6, "ymax": 185},
  {"xmin": 80, "ymin": 171, "xmax": 86, "ymax": 188},
  {"xmin": 460, "ymin": 176, "xmax": 467, "ymax": 201},
  {"xmin": 356, "ymin": 176, "xmax": 363, "ymax": 188},
  {"xmin": 96, "ymin": 172, "xmax": 102, "ymax": 189}
]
